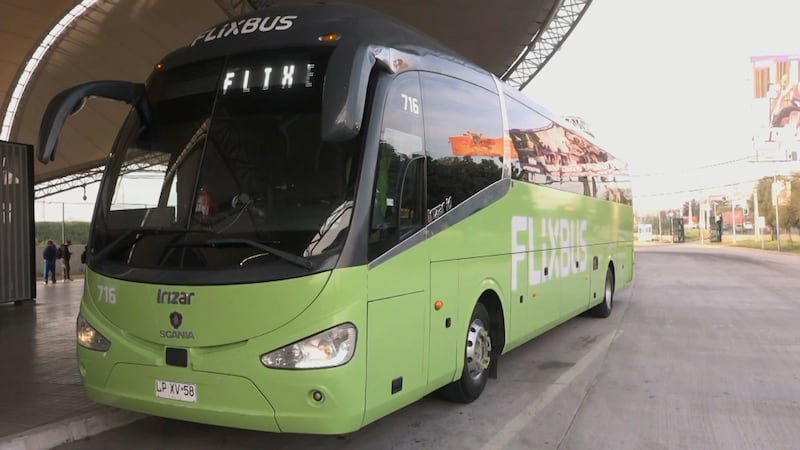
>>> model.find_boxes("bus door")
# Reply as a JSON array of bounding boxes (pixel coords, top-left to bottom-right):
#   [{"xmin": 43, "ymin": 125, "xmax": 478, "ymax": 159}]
[
  {"xmin": 364, "ymin": 72, "xmax": 429, "ymax": 423},
  {"xmin": 427, "ymin": 260, "xmax": 460, "ymax": 388}
]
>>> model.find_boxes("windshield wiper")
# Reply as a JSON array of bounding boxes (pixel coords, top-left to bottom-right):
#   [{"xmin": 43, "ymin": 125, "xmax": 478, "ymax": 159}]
[
  {"xmin": 93, "ymin": 228, "xmax": 176, "ymax": 263},
  {"xmin": 206, "ymin": 238, "xmax": 314, "ymax": 270}
]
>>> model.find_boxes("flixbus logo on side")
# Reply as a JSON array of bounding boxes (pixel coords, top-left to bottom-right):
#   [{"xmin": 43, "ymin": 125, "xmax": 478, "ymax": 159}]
[{"xmin": 511, "ymin": 216, "xmax": 589, "ymax": 291}]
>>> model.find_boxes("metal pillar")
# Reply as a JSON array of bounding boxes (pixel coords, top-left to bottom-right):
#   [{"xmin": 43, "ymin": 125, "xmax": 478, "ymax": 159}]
[{"xmin": 1, "ymin": 140, "xmax": 36, "ymax": 303}]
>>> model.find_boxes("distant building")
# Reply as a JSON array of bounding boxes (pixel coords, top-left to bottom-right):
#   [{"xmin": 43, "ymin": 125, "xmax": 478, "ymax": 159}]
[{"xmin": 637, "ymin": 223, "xmax": 653, "ymax": 241}]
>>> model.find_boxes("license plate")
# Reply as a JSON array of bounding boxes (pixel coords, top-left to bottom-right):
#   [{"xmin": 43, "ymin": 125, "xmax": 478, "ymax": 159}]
[{"xmin": 155, "ymin": 379, "xmax": 198, "ymax": 403}]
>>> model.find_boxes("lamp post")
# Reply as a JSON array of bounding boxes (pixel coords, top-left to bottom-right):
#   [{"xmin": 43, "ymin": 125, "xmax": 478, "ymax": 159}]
[
  {"xmin": 772, "ymin": 178, "xmax": 781, "ymax": 252},
  {"xmin": 699, "ymin": 195, "xmax": 705, "ymax": 245},
  {"xmin": 669, "ymin": 211, "xmax": 674, "ymax": 242},
  {"xmin": 61, "ymin": 202, "xmax": 65, "ymax": 244},
  {"xmin": 753, "ymin": 189, "xmax": 760, "ymax": 241},
  {"xmin": 731, "ymin": 198, "xmax": 737, "ymax": 244},
  {"xmin": 657, "ymin": 210, "xmax": 662, "ymax": 242}
]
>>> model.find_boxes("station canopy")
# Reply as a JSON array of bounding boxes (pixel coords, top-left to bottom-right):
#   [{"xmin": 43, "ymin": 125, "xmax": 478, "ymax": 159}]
[{"xmin": 0, "ymin": 0, "xmax": 591, "ymax": 192}]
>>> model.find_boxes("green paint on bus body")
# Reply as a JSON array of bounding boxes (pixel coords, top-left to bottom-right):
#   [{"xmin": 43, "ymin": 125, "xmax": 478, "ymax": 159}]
[
  {"xmin": 47, "ymin": 3, "xmax": 636, "ymax": 435},
  {"xmin": 81, "ymin": 266, "xmax": 369, "ymax": 434},
  {"xmin": 78, "ymin": 180, "xmax": 631, "ymax": 434}
]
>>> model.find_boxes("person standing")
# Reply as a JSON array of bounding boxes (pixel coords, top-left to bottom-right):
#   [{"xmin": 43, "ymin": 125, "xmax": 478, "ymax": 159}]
[
  {"xmin": 60, "ymin": 240, "xmax": 73, "ymax": 281},
  {"xmin": 43, "ymin": 240, "xmax": 58, "ymax": 284}
]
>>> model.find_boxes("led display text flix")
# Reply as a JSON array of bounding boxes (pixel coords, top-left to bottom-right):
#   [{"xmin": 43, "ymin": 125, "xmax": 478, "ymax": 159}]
[{"xmin": 222, "ymin": 60, "xmax": 318, "ymax": 95}]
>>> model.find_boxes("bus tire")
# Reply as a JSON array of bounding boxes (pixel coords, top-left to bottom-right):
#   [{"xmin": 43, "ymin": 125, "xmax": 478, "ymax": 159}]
[
  {"xmin": 589, "ymin": 268, "xmax": 614, "ymax": 318},
  {"xmin": 439, "ymin": 302, "xmax": 493, "ymax": 403}
]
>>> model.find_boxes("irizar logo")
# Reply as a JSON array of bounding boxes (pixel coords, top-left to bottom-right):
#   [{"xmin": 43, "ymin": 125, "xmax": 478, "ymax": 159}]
[
  {"xmin": 191, "ymin": 15, "xmax": 297, "ymax": 46},
  {"xmin": 511, "ymin": 216, "xmax": 588, "ymax": 291},
  {"xmin": 157, "ymin": 289, "xmax": 194, "ymax": 305}
]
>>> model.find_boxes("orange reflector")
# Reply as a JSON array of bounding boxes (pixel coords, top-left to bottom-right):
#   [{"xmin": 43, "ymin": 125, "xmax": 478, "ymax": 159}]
[
  {"xmin": 318, "ymin": 33, "xmax": 341, "ymax": 42},
  {"xmin": 434, "ymin": 300, "xmax": 444, "ymax": 311},
  {"xmin": 155, "ymin": 63, "xmax": 164, "ymax": 71}
]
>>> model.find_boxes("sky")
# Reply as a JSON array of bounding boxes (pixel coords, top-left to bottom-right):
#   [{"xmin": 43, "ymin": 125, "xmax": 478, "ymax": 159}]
[
  {"xmin": 37, "ymin": 0, "xmax": 800, "ymax": 221},
  {"xmin": 525, "ymin": 0, "xmax": 800, "ymax": 212}
]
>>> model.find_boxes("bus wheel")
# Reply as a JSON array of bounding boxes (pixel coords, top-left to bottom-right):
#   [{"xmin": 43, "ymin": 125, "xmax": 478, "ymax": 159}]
[
  {"xmin": 590, "ymin": 268, "xmax": 614, "ymax": 318},
  {"xmin": 439, "ymin": 302, "xmax": 493, "ymax": 403}
]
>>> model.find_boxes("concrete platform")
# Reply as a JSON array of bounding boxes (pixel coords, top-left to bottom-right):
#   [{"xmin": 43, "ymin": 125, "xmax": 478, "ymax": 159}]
[{"xmin": 0, "ymin": 279, "xmax": 142, "ymax": 450}]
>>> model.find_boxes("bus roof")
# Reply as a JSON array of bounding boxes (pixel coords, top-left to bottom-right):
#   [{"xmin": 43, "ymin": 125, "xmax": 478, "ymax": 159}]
[
  {"xmin": 159, "ymin": 3, "xmax": 479, "ymax": 72},
  {"xmin": 153, "ymin": 3, "xmax": 493, "ymax": 143}
]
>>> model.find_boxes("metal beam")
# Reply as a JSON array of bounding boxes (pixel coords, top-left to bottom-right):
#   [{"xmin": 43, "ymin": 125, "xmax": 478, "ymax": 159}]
[
  {"xmin": 34, "ymin": 166, "xmax": 104, "ymax": 200},
  {"xmin": 34, "ymin": 154, "xmax": 167, "ymax": 200},
  {"xmin": 502, "ymin": 0, "xmax": 592, "ymax": 90}
]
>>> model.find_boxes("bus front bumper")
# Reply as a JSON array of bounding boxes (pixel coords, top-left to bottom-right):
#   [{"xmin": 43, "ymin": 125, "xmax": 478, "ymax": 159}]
[{"xmin": 79, "ymin": 350, "xmax": 365, "ymax": 434}]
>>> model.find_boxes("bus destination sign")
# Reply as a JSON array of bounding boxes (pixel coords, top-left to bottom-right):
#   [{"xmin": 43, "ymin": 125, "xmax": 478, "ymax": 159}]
[{"xmin": 222, "ymin": 61, "xmax": 318, "ymax": 94}]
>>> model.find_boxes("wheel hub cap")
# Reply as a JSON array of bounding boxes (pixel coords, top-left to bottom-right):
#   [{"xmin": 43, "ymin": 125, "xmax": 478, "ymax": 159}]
[{"xmin": 466, "ymin": 319, "xmax": 492, "ymax": 380}]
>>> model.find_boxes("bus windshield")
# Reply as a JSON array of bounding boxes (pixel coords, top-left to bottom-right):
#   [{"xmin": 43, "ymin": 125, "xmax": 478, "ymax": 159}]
[{"xmin": 91, "ymin": 47, "xmax": 360, "ymax": 281}]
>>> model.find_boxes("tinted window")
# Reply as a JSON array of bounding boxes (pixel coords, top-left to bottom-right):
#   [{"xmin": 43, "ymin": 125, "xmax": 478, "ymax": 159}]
[
  {"xmin": 92, "ymin": 48, "xmax": 362, "ymax": 282},
  {"xmin": 369, "ymin": 72, "xmax": 425, "ymax": 260},
  {"xmin": 420, "ymin": 73, "xmax": 503, "ymax": 219},
  {"xmin": 506, "ymin": 95, "xmax": 631, "ymax": 204}
]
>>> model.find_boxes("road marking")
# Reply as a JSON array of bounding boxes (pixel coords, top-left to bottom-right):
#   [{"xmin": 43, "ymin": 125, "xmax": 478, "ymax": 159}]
[{"xmin": 480, "ymin": 330, "xmax": 618, "ymax": 450}]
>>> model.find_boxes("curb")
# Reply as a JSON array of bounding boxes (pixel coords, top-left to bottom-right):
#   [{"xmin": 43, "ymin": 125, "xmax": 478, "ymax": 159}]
[{"xmin": 0, "ymin": 408, "xmax": 144, "ymax": 450}]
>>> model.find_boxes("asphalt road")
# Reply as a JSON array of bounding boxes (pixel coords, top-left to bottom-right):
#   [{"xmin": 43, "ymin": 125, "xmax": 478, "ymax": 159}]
[{"xmin": 55, "ymin": 245, "xmax": 800, "ymax": 449}]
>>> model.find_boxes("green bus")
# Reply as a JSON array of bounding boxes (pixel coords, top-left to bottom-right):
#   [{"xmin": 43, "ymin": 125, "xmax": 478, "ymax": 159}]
[{"xmin": 38, "ymin": 3, "xmax": 633, "ymax": 434}]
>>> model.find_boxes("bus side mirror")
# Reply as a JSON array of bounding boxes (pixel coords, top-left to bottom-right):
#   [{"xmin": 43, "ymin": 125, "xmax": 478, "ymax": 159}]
[{"xmin": 38, "ymin": 80, "xmax": 151, "ymax": 163}]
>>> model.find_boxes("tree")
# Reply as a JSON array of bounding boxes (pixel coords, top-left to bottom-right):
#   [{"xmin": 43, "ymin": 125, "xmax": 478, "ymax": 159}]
[
  {"xmin": 754, "ymin": 173, "xmax": 800, "ymax": 240},
  {"xmin": 783, "ymin": 173, "xmax": 800, "ymax": 241},
  {"xmin": 35, "ymin": 221, "xmax": 91, "ymax": 245}
]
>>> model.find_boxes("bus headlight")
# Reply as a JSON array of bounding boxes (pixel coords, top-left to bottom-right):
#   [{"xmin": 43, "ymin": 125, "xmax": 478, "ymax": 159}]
[
  {"xmin": 76, "ymin": 312, "xmax": 111, "ymax": 351},
  {"xmin": 260, "ymin": 323, "xmax": 357, "ymax": 369}
]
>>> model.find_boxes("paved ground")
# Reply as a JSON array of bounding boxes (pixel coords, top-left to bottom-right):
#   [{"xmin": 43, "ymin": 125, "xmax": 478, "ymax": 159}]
[
  {"xmin": 3, "ymin": 244, "xmax": 799, "ymax": 449},
  {"xmin": 0, "ymin": 279, "xmax": 142, "ymax": 450}
]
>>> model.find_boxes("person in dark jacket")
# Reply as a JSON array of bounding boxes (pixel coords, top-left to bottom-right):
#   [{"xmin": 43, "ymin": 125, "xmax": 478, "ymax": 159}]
[
  {"xmin": 43, "ymin": 240, "xmax": 58, "ymax": 284},
  {"xmin": 60, "ymin": 240, "xmax": 73, "ymax": 281}
]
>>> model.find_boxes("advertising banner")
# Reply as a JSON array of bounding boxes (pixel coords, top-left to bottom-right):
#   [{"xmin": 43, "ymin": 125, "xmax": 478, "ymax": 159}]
[{"xmin": 751, "ymin": 55, "xmax": 800, "ymax": 161}]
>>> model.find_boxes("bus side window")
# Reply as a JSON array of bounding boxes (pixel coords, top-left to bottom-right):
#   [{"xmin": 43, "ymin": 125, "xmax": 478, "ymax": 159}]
[
  {"xmin": 368, "ymin": 73, "xmax": 424, "ymax": 261},
  {"xmin": 419, "ymin": 73, "xmax": 503, "ymax": 213}
]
